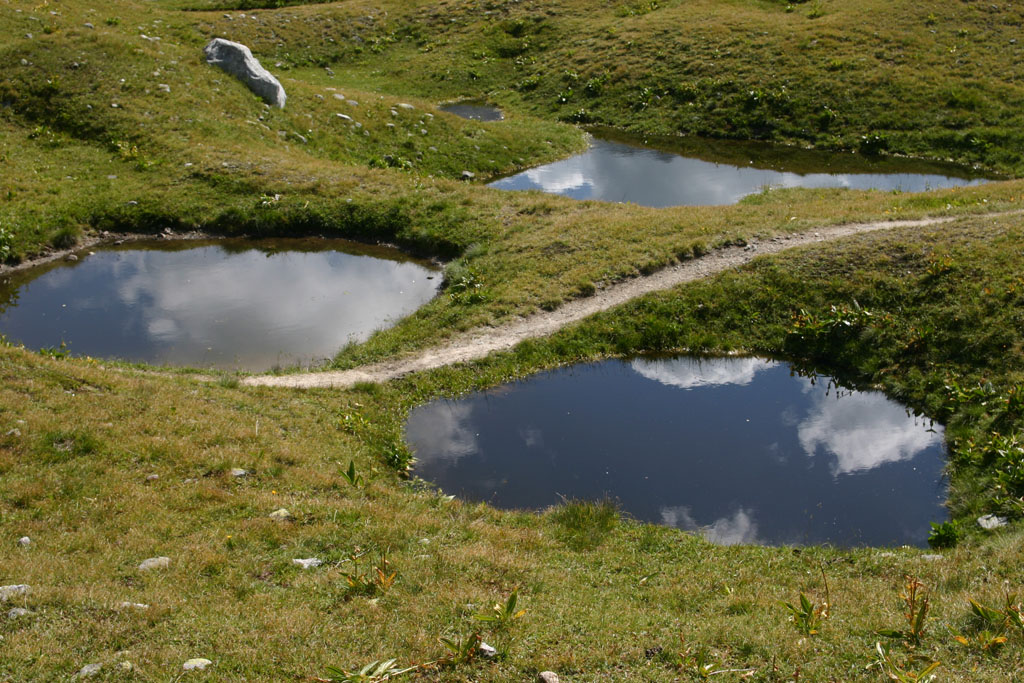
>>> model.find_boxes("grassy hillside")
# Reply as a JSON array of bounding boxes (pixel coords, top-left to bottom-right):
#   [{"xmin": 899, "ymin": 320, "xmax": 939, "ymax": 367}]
[{"xmin": 3, "ymin": 0, "xmax": 1024, "ymax": 679}]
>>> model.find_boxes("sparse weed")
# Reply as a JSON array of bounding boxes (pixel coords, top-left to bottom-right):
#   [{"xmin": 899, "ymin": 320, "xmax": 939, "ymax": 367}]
[
  {"xmin": 340, "ymin": 548, "xmax": 396, "ymax": 598},
  {"xmin": 877, "ymin": 576, "xmax": 930, "ymax": 647},
  {"xmin": 474, "ymin": 588, "xmax": 526, "ymax": 629},
  {"xmin": 340, "ymin": 460, "xmax": 365, "ymax": 488},
  {"xmin": 869, "ymin": 642, "xmax": 941, "ymax": 682},
  {"xmin": 324, "ymin": 659, "xmax": 418, "ymax": 682}
]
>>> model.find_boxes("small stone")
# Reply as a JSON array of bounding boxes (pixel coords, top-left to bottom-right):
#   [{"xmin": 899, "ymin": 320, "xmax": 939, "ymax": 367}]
[
  {"xmin": 18, "ymin": 537, "xmax": 31, "ymax": 547},
  {"xmin": 420, "ymin": 129, "xmax": 428, "ymax": 135},
  {"xmin": 6, "ymin": 429, "xmax": 21, "ymax": 437},
  {"xmin": 269, "ymin": 508, "xmax": 292, "ymax": 521},
  {"xmin": 118, "ymin": 601, "xmax": 150, "ymax": 610},
  {"xmin": 335, "ymin": 113, "xmax": 352, "ymax": 122},
  {"xmin": 461, "ymin": 170, "xmax": 476, "ymax": 181},
  {"xmin": 183, "ymin": 658, "xmax": 213, "ymax": 671},
  {"xmin": 118, "ymin": 662, "xmax": 134, "ymax": 672},
  {"xmin": 390, "ymin": 109, "xmax": 398, "ymax": 117},
  {"xmin": 138, "ymin": 556, "xmax": 170, "ymax": 571},
  {"xmin": 7, "ymin": 608, "xmax": 32, "ymax": 619},
  {"xmin": 146, "ymin": 474, "xmax": 159, "ymax": 482},
  {"xmin": 65, "ymin": 254, "xmax": 79, "ymax": 262},
  {"xmin": 183, "ymin": 478, "xmax": 198, "ymax": 484},
  {"xmin": 0, "ymin": 585, "xmax": 30, "ymax": 601},
  {"xmin": 385, "ymin": 123, "xmax": 395, "ymax": 129},
  {"xmin": 75, "ymin": 663, "xmax": 102, "ymax": 678},
  {"xmin": 346, "ymin": 100, "xmax": 359, "ymax": 107},
  {"xmin": 538, "ymin": 673, "xmax": 560, "ymax": 683},
  {"xmin": 978, "ymin": 514, "xmax": 1009, "ymax": 530},
  {"xmin": 428, "ymin": 146, "xmax": 438, "ymax": 152},
  {"xmin": 157, "ymin": 83, "xmax": 170, "ymax": 93},
  {"xmin": 84, "ymin": 22, "xmax": 94, "ymax": 29},
  {"xmin": 479, "ymin": 642, "xmax": 497, "ymax": 658},
  {"xmin": 353, "ymin": 122, "xmax": 362, "ymax": 129},
  {"xmin": 292, "ymin": 558, "xmax": 322, "ymax": 569},
  {"xmin": 397, "ymin": 103, "xmax": 414, "ymax": 110},
  {"xmin": 229, "ymin": 468, "xmax": 248, "ymax": 477},
  {"xmin": 111, "ymin": 103, "xmax": 119, "ymax": 108},
  {"xmin": 332, "ymin": 93, "xmax": 346, "ymax": 100}
]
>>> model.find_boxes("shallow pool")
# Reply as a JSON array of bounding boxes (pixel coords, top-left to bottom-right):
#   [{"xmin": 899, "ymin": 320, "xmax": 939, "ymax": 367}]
[
  {"xmin": 0, "ymin": 238, "xmax": 440, "ymax": 370},
  {"xmin": 489, "ymin": 132, "xmax": 989, "ymax": 207},
  {"xmin": 406, "ymin": 356, "xmax": 947, "ymax": 547}
]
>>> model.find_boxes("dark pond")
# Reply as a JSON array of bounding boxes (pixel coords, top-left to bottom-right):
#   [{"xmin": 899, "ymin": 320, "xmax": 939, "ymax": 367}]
[
  {"xmin": 0, "ymin": 238, "xmax": 440, "ymax": 371},
  {"xmin": 440, "ymin": 101, "xmax": 504, "ymax": 121},
  {"xmin": 406, "ymin": 357, "xmax": 947, "ymax": 547},
  {"xmin": 489, "ymin": 129, "xmax": 990, "ymax": 207}
]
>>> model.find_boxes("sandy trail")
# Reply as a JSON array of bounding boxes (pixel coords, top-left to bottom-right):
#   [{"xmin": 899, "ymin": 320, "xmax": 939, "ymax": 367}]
[{"xmin": 243, "ymin": 216, "xmax": 954, "ymax": 389}]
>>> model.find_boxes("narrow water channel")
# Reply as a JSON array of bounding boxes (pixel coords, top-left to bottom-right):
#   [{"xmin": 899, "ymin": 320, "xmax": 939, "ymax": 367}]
[
  {"xmin": 0, "ymin": 238, "xmax": 440, "ymax": 370},
  {"xmin": 406, "ymin": 357, "xmax": 947, "ymax": 547}
]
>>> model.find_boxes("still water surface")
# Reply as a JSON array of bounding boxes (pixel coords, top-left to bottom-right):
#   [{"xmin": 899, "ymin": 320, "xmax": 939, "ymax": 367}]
[
  {"xmin": 406, "ymin": 357, "xmax": 947, "ymax": 547},
  {"xmin": 489, "ymin": 134, "xmax": 989, "ymax": 206},
  {"xmin": 0, "ymin": 238, "xmax": 440, "ymax": 370},
  {"xmin": 440, "ymin": 102, "xmax": 504, "ymax": 121}
]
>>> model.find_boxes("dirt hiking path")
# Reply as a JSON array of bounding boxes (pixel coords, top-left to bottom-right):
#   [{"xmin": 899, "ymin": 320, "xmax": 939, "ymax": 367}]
[{"xmin": 244, "ymin": 216, "xmax": 954, "ymax": 389}]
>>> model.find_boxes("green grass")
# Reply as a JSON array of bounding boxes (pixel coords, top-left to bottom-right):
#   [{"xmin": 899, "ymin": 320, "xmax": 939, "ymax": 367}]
[{"xmin": 4, "ymin": 0, "xmax": 1024, "ymax": 679}]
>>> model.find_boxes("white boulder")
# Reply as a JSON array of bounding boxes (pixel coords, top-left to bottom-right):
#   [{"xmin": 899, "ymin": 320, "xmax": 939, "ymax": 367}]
[{"xmin": 203, "ymin": 38, "xmax": 286, "ymax": 108}]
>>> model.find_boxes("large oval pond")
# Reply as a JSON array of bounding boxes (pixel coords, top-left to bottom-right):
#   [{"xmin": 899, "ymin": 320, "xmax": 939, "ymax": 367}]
[
  {"xmin": 406, "ymin": 357, "xmax": 948, "ymax": 547},
  {"xmin": 489, "ymin": 130, "xmax": 990, "ymax": 207},
  {"xmin": 0, "ymin": 238, "xmax": 440, "ymax": 371}
]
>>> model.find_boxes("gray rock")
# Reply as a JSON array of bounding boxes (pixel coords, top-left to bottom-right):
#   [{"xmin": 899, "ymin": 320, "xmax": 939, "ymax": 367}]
[
  {"xmin": 157, "ymin": 83, "xmax": 170, "ymax": 93},
  {"xmin": 117, "ymin": 601, "xmax": 150, "ymax": 610},
  {"xmin": 269, "ymin": 508, "xmax": 292, "ymax": 521},
  {"xmin": 118, "ymin": 661, "xmax": 134, "ymax": 672},
  {"xmin": 332, "ymin": 93, "xmax": 346, "ymax": 101},
  {"xmin": 397, "ymin": 103, "xmax": 414, "ymax": 110},
  {"xmin": 84, "ymin": 22, "xmax": 94, "ymax": 29},
  {"xmin": 7, "ymin": 608, "xmax": 32, "ymax": 619},
  {"xmin": 146, "ymin": 474, "xmax": 159, "ymax": 482},
  {"xmin": 292, "ymin": 558, "xmax": 322, "ymax": 569},
  {"xmin": 6, "ymin": 429, "xmax": 21, "ymax": 437},
  {"xmin": 346, "ymin": 100, "xmax": 359, "ymax": 107},
  {"xmin": 18, "ymin": 537, "xmax": 30, "ymax": 547},
  {"xmin": 203, "ymin": 38, "xmax": 286, "ymax": 108},
  {"xmin": 336, "ymin": 113, "xmax": 352, "ymax": 122},
  {"xmin": 138, "ymin": 556, "xmax": 170, "ymax": 571},
  {"xmin": 75, "ymin": 663, "xmax": 102, "ymax": 678},
  {"xmin": 0, "ymin": 585, "xmax": 30, "ymax": 601},
  {"xmin": 538, "ymin": 673, "xmax": 560, "ymax": 683},
  {"xmin": 461, "ymin": 170, "xmax": 476, "ymax": 181},
  {"xmin": 65, "ymin": 254, "xmax": 78, "ymax": 262},
  {"xmin": 183, "ymin": 658, "xmax": 213, "ymax": 671},
  {"xmin": 229, "ymin": 468, "xmax": 248, "ymax": 477},
  {"xmin": 479, "ymin": 641, "xmax": 497, "ymax": 658},
  {"xmin": 978, "ymin": 514, "xmax": 1009, "ymax": 530}
]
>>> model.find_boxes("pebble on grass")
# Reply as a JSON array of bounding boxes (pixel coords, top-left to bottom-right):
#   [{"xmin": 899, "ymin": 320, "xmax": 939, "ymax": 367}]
[
  {"xmin": 183, "ymin": 658, "xmax": 213, "ymax": 671},
  {"xmin": 138, "ymin": 556, "xmax": 171, "ymax": 571},
  {"xmin": 269, "ymin": 508, "xmax": 292, "ymax": 521},
  {"xmin": 0, "ymin": 585, "xmax": 30, "ymax": 601}
]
